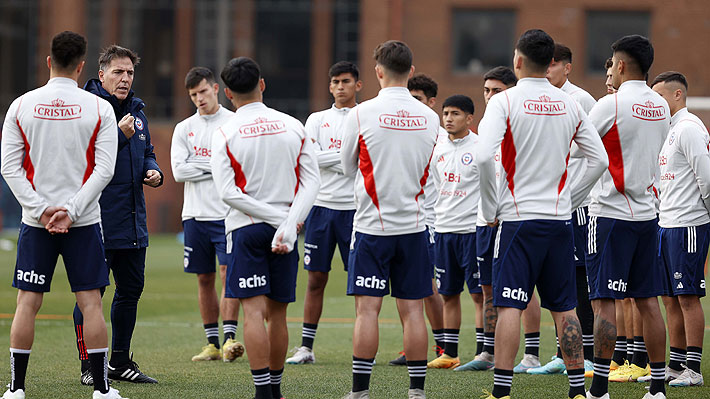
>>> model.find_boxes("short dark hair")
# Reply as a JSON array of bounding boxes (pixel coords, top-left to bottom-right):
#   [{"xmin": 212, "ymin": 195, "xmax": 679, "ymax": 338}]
[
  {"xmin": 50, "ymin": 31, "xmax": 87, "ymax": 71},
  {"xmin": 515, "ymin": 29, "xmax": 555, "ymax": 73},
  {"xmin": 373, "ymin": 40, "xmax": 412, "ymax": 75},
  {"xmin": 483, "ymin": 66, "xmax": 517, "ymax": 87},
  {"xmin": 329, "ymin": 61, "xmax": 359, "ymax": 81},
  {"xmin": 650, "ymin": 71, "xmax": 688, "ymax": 90},
  {"xmin": 407, "ymin": 74, "xmax": 438, "ymax": 99},
  {"xmin": 605, "ymin": 57, "xmax": 613, "ymax": 70},
  {"xmin": 221, "ymin": 57, "xmax": 261, "ymax": 94},
  {"xmin": 553, "ymin": 44, "xmax": 572, "ymax": 64},
  {"xmin": 98, "ymin": 45, "xmax": 140, "ymax": 71},
  {"xmin": 442, "ymin": 95, "xmax": 474, "ymax": 115},
  {"xmin": 185, "ymin": 67, "xmax": 216, "ymax": 90},
  {"xmin": 611, "ymin": 34, "xmax": 654, "ymax": 76}
]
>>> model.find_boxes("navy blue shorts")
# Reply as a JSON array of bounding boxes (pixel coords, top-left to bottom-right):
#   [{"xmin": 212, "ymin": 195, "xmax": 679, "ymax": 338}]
[
  {"xmin": 303, "ymin": 206, "xmax": 354, "ymax": 272},
  {"xmin": 347, "ymin": 231, "xmax": 433, "ymax": 299},
  {"xmin": 225, "ymin": 223, "xmax": 299, "ymax": 303},
  {"xmin": 585, "ymin": 217, "xmax": 667, "ymax": 300},
  {"xmin": 572, "ymin": 207, "xmax": 588, "ymax": 268},
  {"xmin": 493, "ymin": 220, "xmax": 577, "ymax": 312},
  {"xmin": 427, "ymin": 225, "xmax": 437, "ymax": 279},
  {"xmin": 13, "ymin": 223, "xmax": 109, "ymax": 293},
  {"xmin": 435, "ymin": 232, "xmax": 481, "ymax": 295},
  {"xmin": 659, "ymin": 224, "xmax": 710, "ymax": 297},
  {"xmin": 476, "ymin": 225, "xmax": 497, "ymax": 286},
  {"xmin": 182, "ymin": 219, "xmax": 229, "ymax": 274}
]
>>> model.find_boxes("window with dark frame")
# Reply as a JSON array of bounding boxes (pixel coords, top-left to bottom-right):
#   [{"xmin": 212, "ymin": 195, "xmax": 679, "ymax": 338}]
[
  {"xmin": 451, "ymin": 9, "xmax": 517, "ymax": 75},
  {"xmin": 586, "ymin": 10, "xmax": 650, "ymax": 74}
]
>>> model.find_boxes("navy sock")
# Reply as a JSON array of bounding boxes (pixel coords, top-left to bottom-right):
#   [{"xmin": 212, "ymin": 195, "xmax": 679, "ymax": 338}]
[
  {"xmin": 687, "ymin": 346, "xmax": 702, "ymax": 373},
  {"xmin": 222, "ymin": 320, "xmax": 237, "ymax": 342},
  {"xmin": 589, "ymin": 357, "xmax": 610, "ymax": 397},
  {"xmin": 612, "ymin": 336, "xmax": 627, "ymax": 365},
  {"xmin": 251, "ymin": 367, "xmax": 271, "ymax": 399},
  {"xmin": 631, "ymin": 336, "xmax": 647, "ymax": 368},
  {"xmin": 270, "ymin": 368, "xmax": 283, "ymax": 399},
  {"xmin": 668, "ymin": 346, "xmax": 686, "ymax": 372},
  {"xmin": 301, "ymin": 323, "xmax": 317, "ymax": 349},
  {"xmin": 204, "ymin": 322, "xmax": 220, "ymax": 348},
  {"xmin": 567, "ymin": 368, "xmax": 586, "ymax": 398},
  {"xmin": 88, "ymin": 348, "xmax": 110, "ymax": 394},
  {"xmin": 443, "ymin": 328, "xmax": 459, "ymax": 358},
  {"xmin": 649, "ymin": 362, "xmax": 666, "ymax": 395},
  {"xmin": 483, "ymin": 332, "xmax": 495, "ymax": 354}
]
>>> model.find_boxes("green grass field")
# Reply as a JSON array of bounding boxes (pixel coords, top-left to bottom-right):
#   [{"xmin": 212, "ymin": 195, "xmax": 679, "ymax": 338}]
[{"xmin": 1, "ymin": 234, "xmax": 709, "ymax": 398}]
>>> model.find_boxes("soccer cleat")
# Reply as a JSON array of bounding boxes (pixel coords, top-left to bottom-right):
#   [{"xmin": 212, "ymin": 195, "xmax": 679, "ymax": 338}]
[
  {"xmin": 608, "ymin": 363, "xmax": 648, "ymax": 382},
  {"xmin": 408, "ymin": 388, "xmax": 426, "ymax": 398},
  {"xmin": 585, "ymin": 393, "xmax": 610, "ymax": 399},
  {"xmin": 527, "ymin": 355, "xmax": 565, "ymax": 375},
  {"xmin": 641, "ymin": 393, "xmax": 665, "ymax": 399},
  {"xmin": 570, "ymin": 395, "xmax": 586, "ymax": 399},
  {"xmin": 455, "ymin": 352, "xmax": 494, "ymax": 371},
  {"xmin": 93, "ymin": 388, "xmax": 127, "ymax": 399},
  {"xmin": 513, "ymin": 353, "xmax": 541, "ymax": 373},
  {"xmin": 609, "ymin": 360, "xmax": 621, "ymax": 371},
  {"xmin": 191, "ymin": 344, "xmax": 220, "ymax": 361},
  {"xmin": 427, "ymin": 354, "xmax": 460, "ymax": 369},
  {"xmin": 669, "ymin": 367, "xmax": 704, "ymax": 387},
  {"xmin": 342, "ymin": 391, "xmax": 370, "ymax": 399},
  {"xmin": 637, "ymin": 365, "xmax": 683, "ymax": 383},
  {"xmin": 107, "ymin": 356, "xmax": 157, "ymax": 383},
  {"xmin": 584, "ymin": 359, "xmax": 595, "ymax": 378},
  {"xmin": 285, "ymin": 346, "xmax": 315, "ymax": 364},
  {"xmin": 480, "ymin": 391, "xmax": 509, "ymax": 399},
  {"xmin": 389, "ymin": 352, "xmax": 407, "ymax": 366},
  {"xmin": 222, "ymin": 338, "xmax": 245, "ymax": 362},
  {"xmin": 1, "ymin": 389, "xmax": 24, "ymax": 399}
]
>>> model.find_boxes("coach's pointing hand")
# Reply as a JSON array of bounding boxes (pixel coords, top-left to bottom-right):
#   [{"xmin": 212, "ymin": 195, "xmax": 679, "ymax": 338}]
[{"xmin": 118, "ymin": 113, "xmax": 135, "ymax": 139}]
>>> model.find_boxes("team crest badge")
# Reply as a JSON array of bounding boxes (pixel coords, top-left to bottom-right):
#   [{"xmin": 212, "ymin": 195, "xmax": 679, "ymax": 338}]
[
  {"xmin": 461, "ymin": 152, "xmax": 473, "ymax": 165},
  {"xmin": 304, "ymin": 254, "xmax": 311, "ymax": 265},
  {"xmin": 668, "ymin": 133, "xmax": 675, "ymax": 145},
  {"xmin": 135, "ymin": 118, "xmax": 144, "ymax": 130},
  {"xmin": 138, "ymin": 133, "xmax": 146, "ymax": 141}
]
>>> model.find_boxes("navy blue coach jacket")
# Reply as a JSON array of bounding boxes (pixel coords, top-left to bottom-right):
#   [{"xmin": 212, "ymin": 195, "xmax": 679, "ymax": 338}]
[{"xmin": 84, "ymin": 79, "xmax": 163, "ymax": 250}]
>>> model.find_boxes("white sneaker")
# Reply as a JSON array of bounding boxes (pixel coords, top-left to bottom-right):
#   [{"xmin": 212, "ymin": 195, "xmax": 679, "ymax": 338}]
[
  {"xmin": 408, "ymin": 388, "xmax": 425, "ymax": 398},
  {"xmin": 1, "ymin": 388, "xmax": 25, "ymax": 399},
  {"xmin": 93, "ymin": 387, "xmax": 127, "ymax": 399},
  {"xmin": 637, "ymin": 366, "xmax": 684, "ymax": 383},
  {"xmin": 342, "ymin": 391, "xmax": 369, "ymax": 399},
  {"xmin": 641, "ymin": 392, "xmax": 665, "ymax": 399},
  {"xmin": 586, "ymin": 392, "xmax": 610, "ymax": 399},
  {"xmin": 669, "ymin": 367, "xmax": 704, "ymax": 387},
  {"xmin": 285, "ymin": 346, "xmax": 315, "ymax": 364}
]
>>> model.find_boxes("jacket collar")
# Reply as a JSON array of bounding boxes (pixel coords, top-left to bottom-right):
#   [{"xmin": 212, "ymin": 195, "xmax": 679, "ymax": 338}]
[{"xmin": 84, "ymin": 78, "xmax": 144, "ymax": 113}]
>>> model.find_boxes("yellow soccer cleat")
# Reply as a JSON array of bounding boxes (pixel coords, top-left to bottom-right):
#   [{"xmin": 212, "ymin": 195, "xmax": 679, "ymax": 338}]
[
  {"xmin": 191, "ymin": 344, "xmax": 220, "ymax": 361},
  {"xmin": 222, "ymin": 338, "xmax": 245, "ymax": 362},
  {"xmin": 480, "ymin": 391, "xmax": 510, "ymax": 399},
  {"xmin": 570, "ymin": 395, "xmax": 586, "ymax": 399},
  {"xmin": 427, "ymin": 354, "xmax": 460, "ymax": 369},
  {"xmin": 609, "ymin": 362, "xmax": 649, "ymax": 382},
  {"xmin": 609, "ymin": 360, "xmax": 622, "ymax": 371}
]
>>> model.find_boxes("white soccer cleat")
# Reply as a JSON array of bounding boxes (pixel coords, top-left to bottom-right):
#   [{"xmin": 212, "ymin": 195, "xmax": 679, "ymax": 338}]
[
  {"xmin": 513, "ymin": 353, "xmax": 541, "ymax": 373},
  {"xmin": 93, "ymin": 387, "xmax": 127, "ymax": 399},
  {"xmin": 408, "ymin": 388, "xmax": 426, "ymax": 398},
  {"xmin": 641, "ymin": 392, "xmax": 665, "ymax": 399},
  {"xmin": 342, "ymin": 391, "xmax": 370, "ymax": 399},
  {"xmin": 1, "ymin": 388, "xmax": 25, "ymax": 399},
  {"xmin": 285, "ymin": 346, "xmax": 315, "ymax": 364},
  {"xmin": 669, "ymin": 367, "xmax": 704, "ymax": 387},
  {"xmin": 637, "ymin": 365, "xmax": 684, "ymax": 383},
  {"xmin": 586, "ymin": 392, "xmax": 610, "ymax": 399}
]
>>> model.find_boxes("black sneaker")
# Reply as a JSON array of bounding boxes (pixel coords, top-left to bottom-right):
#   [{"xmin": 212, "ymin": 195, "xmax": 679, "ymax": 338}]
[
  {"xmin": 389, "ymin": 352, "xmax": 407, "ymax": 366},
  {"xmin": 108, "ymin": 356, "xmax": 158, "ymax": 383},
  {"xmin": 80, "ymin": 368, "xmax": 112, "ymax": 386}
]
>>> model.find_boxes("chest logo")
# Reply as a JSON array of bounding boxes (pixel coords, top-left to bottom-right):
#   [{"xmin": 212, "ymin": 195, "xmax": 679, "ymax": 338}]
[
  {"xmin": 461, "ymin": 152, "xmax": 473, "ymax": 165},
  {"xmin": 632, "ymin": 101, "xmax": 666, "ymax": 121},
  {"xmin": 33, "ymin": 98, "xmax": 82, "ymax": 120}
]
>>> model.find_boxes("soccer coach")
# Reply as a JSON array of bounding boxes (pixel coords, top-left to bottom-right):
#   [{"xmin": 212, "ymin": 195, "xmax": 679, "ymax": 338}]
[{"xmin": 72, "ymin": 45, "xmax": 162, "ymax": 384}]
